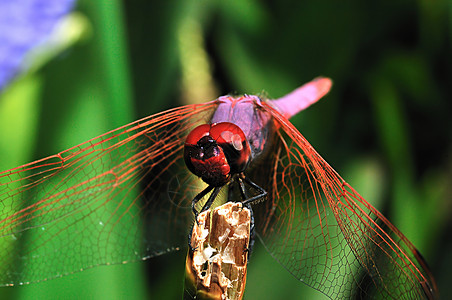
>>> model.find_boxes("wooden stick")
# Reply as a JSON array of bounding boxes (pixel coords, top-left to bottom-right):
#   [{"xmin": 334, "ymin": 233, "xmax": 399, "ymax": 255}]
[{"xmin": 184, "ymin": 202, "xmax": 251, "ymax": 300}]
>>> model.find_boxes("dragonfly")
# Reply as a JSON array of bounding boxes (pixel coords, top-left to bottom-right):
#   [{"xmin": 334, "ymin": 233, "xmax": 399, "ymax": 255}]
[{"xmin": 0, "ymin": 77, "xmax": 437, "ymax": 299}]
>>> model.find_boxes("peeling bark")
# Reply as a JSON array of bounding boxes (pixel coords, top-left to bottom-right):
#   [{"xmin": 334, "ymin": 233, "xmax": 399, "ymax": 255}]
[{"xmin": 184, "ymin": 202, "xmax": 251, "ymax": 300}]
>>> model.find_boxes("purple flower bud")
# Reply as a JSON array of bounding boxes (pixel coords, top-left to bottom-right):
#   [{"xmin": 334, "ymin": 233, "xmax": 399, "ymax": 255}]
[{"xmin": 0, "ymin": 0, "xmax": 76, "ymax": 90}]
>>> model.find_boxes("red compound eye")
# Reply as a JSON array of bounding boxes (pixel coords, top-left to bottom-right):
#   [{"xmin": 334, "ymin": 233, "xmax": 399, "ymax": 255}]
[
  {"xmin": 184, "ymin": 122, "xmax": 251, "ymax": 187},
  {"xmin": 185, "ymin": 124, "xmax": 210, "ymax": 145}
]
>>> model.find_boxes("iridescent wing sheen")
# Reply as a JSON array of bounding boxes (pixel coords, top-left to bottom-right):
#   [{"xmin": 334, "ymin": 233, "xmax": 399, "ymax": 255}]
[
  {"xmin": 251, "ymin": 102, "xmax": 437, "ymax": 299},
  {"xmin": 0, "ymin": 101, "xmax": 218, "ymax": 286}
]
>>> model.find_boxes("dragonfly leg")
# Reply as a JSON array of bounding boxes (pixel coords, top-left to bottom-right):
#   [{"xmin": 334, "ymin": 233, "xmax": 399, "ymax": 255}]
[
  {"xmin": 227, "ymin": 183, "xmax": 235, "ymax": 202},
  {"xmin": 235, "ymin": 176, "xmax": 257, "ymax": 260},
  {"xmin": 187, "ymin": 225, "xmax": 197, "ymax": 252},
  {"xmin": 189, "ymin": 185, "xmax": 222, "ymax": 251},
  {"xmin": 238, "ymin": 175, "xmax": 267, "ymax": 206},
  {"xmin": 244, "ymin": 203, "xmax": 255, "ymax": 260},
  {"xmin": 188, "ymin": 185, "xmax": 222, "ymax": 251},
  {"xmin": 191, "ymin": 185, "xmax": 214, "ymax": 223},
  {"xmin": 198, "ymin": 186, "xmax": 222, "ymax": 215}
]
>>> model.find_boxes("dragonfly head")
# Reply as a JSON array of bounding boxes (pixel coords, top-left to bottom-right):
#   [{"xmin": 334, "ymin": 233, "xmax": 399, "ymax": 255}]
[{"xmin": 184, "ymin": 122, "xmax": 251, "ymax": 187}]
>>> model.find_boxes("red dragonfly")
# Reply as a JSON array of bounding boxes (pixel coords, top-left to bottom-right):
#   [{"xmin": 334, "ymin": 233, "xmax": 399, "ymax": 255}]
[{"xmin": 0, "ymin": 78, "xmax": 437, "ymax": 299}]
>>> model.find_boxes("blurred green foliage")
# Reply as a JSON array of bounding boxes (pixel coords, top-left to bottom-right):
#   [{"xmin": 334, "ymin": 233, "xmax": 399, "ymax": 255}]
[{"xmin": 0, "ymin": 0, "xmax": 450, "ymax": 299}]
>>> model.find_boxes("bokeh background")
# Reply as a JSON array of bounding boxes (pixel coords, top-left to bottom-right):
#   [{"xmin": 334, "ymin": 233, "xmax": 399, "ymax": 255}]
[{"xmin": 0, "ymin": 0, "xmax": 450, "ymax": 299}]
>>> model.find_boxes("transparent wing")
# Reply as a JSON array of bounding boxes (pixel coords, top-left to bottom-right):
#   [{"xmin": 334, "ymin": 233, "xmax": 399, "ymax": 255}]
[
  {"xmin": 0, "ymin": 101, "xmax": 217, "ymax": 286},
  {"xmin": 251, "ymin": 102, "xmax": 437, "ymax": 299}
]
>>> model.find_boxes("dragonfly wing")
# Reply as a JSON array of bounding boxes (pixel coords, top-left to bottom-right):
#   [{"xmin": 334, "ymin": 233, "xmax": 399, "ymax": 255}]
[
  {"xmin": 0, "ymin": 101, "xmax": 217, "ymax": 286},
  {"xmin": 251, "ymin": 102, "xmax": 437, "ymax": 299}
]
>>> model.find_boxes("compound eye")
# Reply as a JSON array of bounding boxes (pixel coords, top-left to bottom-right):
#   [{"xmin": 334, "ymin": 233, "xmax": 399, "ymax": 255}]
[
  {"xmin": 210, "ymin": 123, "xmax": 245, "ymax": 151},
  {"xmin": 209, "ymin": 122, "xmax": 251, "ymax": 174},
  {"xmin": 184, "ymin": 122, "xmax": 252, "ymax": 187},
  {"xmin": 185, "ymin": 124, "xmax": 211, "ymax": 146}
]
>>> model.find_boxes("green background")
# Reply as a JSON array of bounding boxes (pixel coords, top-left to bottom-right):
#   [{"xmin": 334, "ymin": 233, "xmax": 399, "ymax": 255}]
[{"xmin": 0, "ymin": 0, "xmax": 450, "ymax": 299}]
